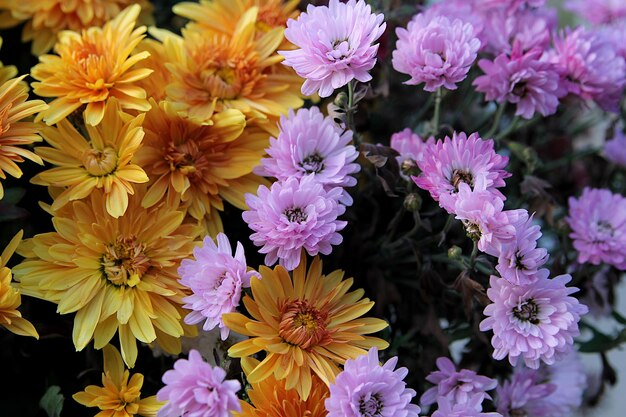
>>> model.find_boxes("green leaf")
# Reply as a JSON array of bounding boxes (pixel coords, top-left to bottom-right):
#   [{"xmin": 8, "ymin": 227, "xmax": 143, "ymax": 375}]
[
  {"xmin": 39, "ymin": 386, "xmax": 64, "ymax": 417},
  {"xmin": 612, "ymin": 310, "xmax": 626, "ymax": 325},
  {"xmin": 578, "ymin": 322, "xmax": 626, "ymax": 353}
]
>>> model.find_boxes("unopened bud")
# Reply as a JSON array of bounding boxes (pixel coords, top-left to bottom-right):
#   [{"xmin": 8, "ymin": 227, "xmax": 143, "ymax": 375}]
[
  {"xmin": 334, "ymin": 91, "xmax": 348, "ymax": 107},
  {"xmin": 400, "ymin": 158, "xmax": 420, "ymax": 177},
  {"xmin": 448, "ymin": 245, "xmax": 462, "ymax": 260},
  {"xmin": 403, "ymin": 193, "xmax": 422, "ymax": 212}
]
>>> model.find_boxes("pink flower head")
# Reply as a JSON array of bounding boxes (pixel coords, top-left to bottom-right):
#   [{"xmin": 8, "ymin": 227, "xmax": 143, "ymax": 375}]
[
  {"xmin": 604, "ymin": 129, "xmax": 626, "ymax": 167},
  {"xmin": 414, "ymin": 132, "xmax": 510, "ymax": 214},
  {"xmin": 480, "ymin": 274, "xmax": 588, "ymax": 369},
  {"xmin": 420, "ymin": 357, "xmax": 497, "ymax": 407},
  {"xmin": 474, "ymin": 44, "xmax": 562, "ymax": 119},
  {"xmin": 280, "ymin": 0, "xmax": 386, "ymax": 98},
  {"xmin": 254, "ymin": 107, "xmax": 359, "ymax": 206},
  {"xmin": 602, "ymin": 23, "xmax": 626, "ymax": 61},
  {"xmin": 471, "ymin": 0, "xmax": 546, "ymax": 13},
  {"xmin": 566, "ymin": 0, "xmax": 626, "ymax": 25},
  {"xmin": 496, "ymin": 367, "xmax": 556, "ymax": 417},
  {"xmin": 432, "ymin": 393, "xmax": 502, "ymax": 417},
  {"xmin": 157, "ymin": 349, "xmax": 241, "ymax": 417},
  {"xmin": 242, "ymin": 175, "xmax": 346, "ymax": 271},
  {"xmin": 566, "ymin": 187, "xmax": 626, "ymax": 270},
  {"xmin": 496, "ymin": 211, "xmax": 549, "ymax": 285},
  {"xmin": 390, "ymin": 128, "xmax": 435, "ymax": 178},
  {"xmin": 549, "ymin": 27, "xmax": 626, "ymax": 112},
  {"xmin": 178, "ymin": 233, "xmax": 258, "ymax": 340},
  {"xmin": 392, "ymin": 13, "xmax": 481, "ymax": 91},
  {"xmin": 325, "ymin": 347, "xmax": 421, "ymax": 417}
]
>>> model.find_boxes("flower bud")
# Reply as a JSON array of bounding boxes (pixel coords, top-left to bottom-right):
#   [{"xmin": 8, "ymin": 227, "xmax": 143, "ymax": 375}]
[
  {"xmin": 448, "ymin": 245, "xmax": 462, "ymax": 260},
  {"xmin": 400, "ymin": 158, "xmax": 420, "ymax": 177},
  {"xmin": 403, "ymin": 193, "xmax": 422, "ymax": 212}
]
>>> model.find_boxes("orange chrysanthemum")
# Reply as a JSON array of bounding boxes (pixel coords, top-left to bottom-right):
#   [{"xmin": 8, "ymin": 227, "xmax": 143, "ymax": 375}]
[
  {"xmin": 153, "ymin": 7, "xmax": 302, "ymax": 127},
  {"xmin": 13, "ymin": 189, "xmax": 201, "ymax": 367},
  {"xmin": 0, "ymin": 0, "xmax": 153, "ymax": 56},
  {"xmin": 73, "ymin": 344, "xmax": 163, "ymax": 417},
  {"xmin": 223, "ymin": 256, "xmax": 389, "ymax": 400},
  {"xmin": 31, "ymin": 97, "xmax": 148, "ymax": 218},
  {"xmin": 132, "ymin": 39, "xmax": 172, "ymax": 103},
  {"xmin": 235, "ymin": 356, "xmax": 329, "ymax": 417},
  {"xmin": 0, "ymin": 75, "xmax": 48, "ymax": 200},
  {"xmin": 0, "ymin": 231, "xmax": 38, "ymax": 339},
  {"xmin": 136, "ymin": 99, "xmax": 268, "ymax": 235},
  {"xmin": 30, "ymin": 5, "xmax": 152, "ymax": 126}
]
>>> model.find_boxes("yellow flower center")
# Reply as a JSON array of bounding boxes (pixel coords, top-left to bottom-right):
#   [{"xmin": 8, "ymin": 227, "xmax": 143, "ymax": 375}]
[
  {"xmin": 278, "ymin": 299, "xmax": 331, "ymax": 350},
  {"xmin": 101, "ymin": 236, "xmax": 149, "ymax": 287},
  {"xmin": 82, "ymin": 147, "xmax": 118, "ymax": 176}
]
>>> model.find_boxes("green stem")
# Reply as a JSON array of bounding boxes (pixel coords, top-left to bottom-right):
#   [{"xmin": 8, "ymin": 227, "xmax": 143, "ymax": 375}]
[
  {"xmin": 469, "ymin": 240, "xmax": 478, "ymax": 269},
  {"xmin": 495, "ymin": 116, "xmax": 519, "ymax": 142},
  {"xmin": 485, "ymin": 103, "xmax": 505, "ymax": 139},
  {"xmin": 346, "ymin": 80, "xmax": 356, "ymax": 131},
  {"xmin": 438, "ymin": 214, "xmax": 455, "ymax": 246},
  {"xmin": 431, "ymin": 88, "xmax": 443, "ymax": 136}
]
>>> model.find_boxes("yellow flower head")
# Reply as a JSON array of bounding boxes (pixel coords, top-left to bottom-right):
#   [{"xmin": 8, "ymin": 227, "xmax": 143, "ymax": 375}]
[
  {"xmin": 0, "ymin": 231, "xmax": 38, "ymax": 339},
  {"xmin": 73, "ymin": 344, "xmax": 163, "ymax": 417},
  {"xmin": 31, "ymin": 97, "xmax": 148, "ymax": 218},
  {"xmin": 223, "ymin": 256, "xmax": 389, "ymax": 401},
  {"xmin": 136, "ymin": 99, "xmax": 268, "ymax": 235},
  {"xmin": 235, "ymin": 357, "xmax": 329, "ymax": 417},
  {"xmin": 0, "ymin": 75, "xmax": 48, "ymax": 200},
  {"xmin": 0, "ymin": 0, "xmax": 153, "ymax": 56},
  {"xmin": 30, "ymin": 5, "xmax": 152, "ymax": 126},
  {"xmin": 13, "ymin": 189, "xmax": 201, "ymax": 367}
]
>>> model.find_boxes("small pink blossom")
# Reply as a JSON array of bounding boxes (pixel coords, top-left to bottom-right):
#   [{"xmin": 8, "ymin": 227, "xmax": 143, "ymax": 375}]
[{"xmin": 432, "ymin": 393, "xmax": 502, "ymax": 417}]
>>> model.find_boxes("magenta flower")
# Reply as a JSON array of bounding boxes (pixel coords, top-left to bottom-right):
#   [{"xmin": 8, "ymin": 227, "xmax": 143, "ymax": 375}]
[
  {"xmin": 566, "ymin": 187, "xmax": 626, "ymax": 270},
  {"xmin": 496, "ymin": 367, "xmax": 556, "ymax": 417},
  {"xmin": 325, "ymin": 347, "xmax": 421, "ymax": 417},
  {"xmin": 420, "ymin": 357, "xmax": 497, "ymax": 407},
  {"xmin": 496, "ymin": 211, "xmax": 549, "ymax": 285},
  {"xmin": 242, "ymin": 175, "xmax": 346, "ymax": 271},
  {"xmin": 392, "ymin": 13, "xmax": 481, "ymax": 91},
  {"xmin": 480, "ymin": 274, "xmax": 588, "ymax": 369},
  {"xmin": 604, "ymin": 129, "xmax": 626, "ymax": 167},
  {"xmin": 254, "ymin": 107, "xmax": 359, "ymax": 206},
  {"xmin": 279, "ymin": 0, "xmax": 386, "ymax": 98},
  {"xmin": 474, "ymin": 44, "xmax": 562, "ymax": 119},
  {"xmin": 414, "ymin": 132, "xmax": 510, "ymax": 214},
  {"xmin": 472, "ymin": 0, "xmax": 546, "ymax": 12},
  {"xmin": 482, "ymin": 7, "xmax": 553, "ymax": 55},
  {"xmin": 178, "ymin": 233, "xmax": 258, "ymax": 340},
  {"xmin": 566, "ymin": 0, "xmax": 626, "ymax": 24},
  {"xmin": 157, "ymin": 349, "xmax": 241, "ymax": 417},
  {"xmin": 432, "ymin": 393, "xmax": 502, "ymax": 417}
]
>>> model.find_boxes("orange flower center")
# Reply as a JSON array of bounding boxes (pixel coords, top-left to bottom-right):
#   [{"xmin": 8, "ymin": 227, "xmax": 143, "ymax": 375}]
[
  {"xmin": 82, "ymin": 147, "xmax": 118, "ymax": 176},
  {"xmin": 101, "ymin": 236, "xmax": 149, "ymax": 287},
  {"xmin": 278, "ymin": 299, "xmax": 331, "ymax": 349}
]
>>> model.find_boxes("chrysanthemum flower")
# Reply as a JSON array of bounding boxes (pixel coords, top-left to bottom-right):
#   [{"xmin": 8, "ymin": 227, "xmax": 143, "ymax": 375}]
[
  {"xmin": 73, "ymin": 344, "xmax": 162, "ymax": 417},
  {"xmin": 254, "ymin": 107, "xmax": 360, "ymax": 206},
  {"xmin": 414, "ymin": 132, "xmax": 510, "ymax": 214},
  {"xmin": 236, "ymin": 356, "xmax": 329, "ymax": 417},
  {"xmin": 420, "ymin": 357, "xmax": 497, "ymax": 407},
  {"xmin": 604, "ymin": 129, "xmax": 626, "ymax": 167},
  {"xmin": 178, "ymin": 233, "xmax": 259, "ymax": 340},
  {"xmin": 13, "ymin": 190, "xmax": 201, "ymax": 367},
  {"xmin": 157, "ymin": 349, "xmax": 241, "ymax": 417},
  {"xmin": 393, "ymin": 13, "xmax": 480, "ymax": 92},
  {"xmin": 566, "ymin": 187, "xmax": 626, "ymax": 270},
  {"xmin": 566, "ymin": 0, "xmax": 626, "ymax": 25},
  {"xmin": 480, "ymin": 274, "xmax": 588, "ymax": 369},
  {"xmin": 390, "ymin": 128, "xmax": 435, "ymax": 169},
  {"xmin": 0, "ymin": 76, "xmax": 47, "ymax": 200},
  {"xmin": 474, "ymin": 44, "xmax": 562, "ymax": 119},
  {"xmin": 30, "ymin": 5, "xmax": 152, "ymax": 126},
  {"xmin": 325, "ymin": 347, "xmax": 420, "ymax": 417},
  {"xmin": 222, "ymin": 256, "xmax": 389, "ymax": 400},
  {"xmin": 496, "ymin": 367, "xmax": 555, "ymax": 417},
  {"xmin": 432, "ymin": 393, "xmax": 502, "ymax": 417},
  {"xmin": 0, "ymin": 231, "xmax": 38, "ymax": 339},
  {"xmin": 279, "ymin": 0, "xmax": 386, "ymax": 98},
  {"xmin": 154, "ymin": 7, "xmax": 303, "ymax": 126},
  {"xmin": 132, "ymin": 39, "xmax": 172, "ymax": 103},
  {"xmin": 31, "ymin": 98, "xmax": 148, "ymax": 218},
  {"xmin": 243, "ymin": 175, "xmax": 347, "ymax": 270},
  {"xmin": 0, "ymin": 0, "xmax": 153, "ymax": 56}
]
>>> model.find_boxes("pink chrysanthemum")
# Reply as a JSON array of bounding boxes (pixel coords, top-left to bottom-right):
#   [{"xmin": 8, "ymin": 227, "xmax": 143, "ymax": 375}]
[
  {"xmin": 482, "ymin": 7, "xmax": 553, "ymax": 55},
  {"xmin": 471, "ymin": 0, "xmax": 546, "ymax": 12},
  {"xmin": 604, "ymin": 129, "xmax": 626, "ymax": 167},
  {"xmin": 480, "ymin": 274, "xmax": 588, "ymax": 369},
  {"xmin": 474, "ymin": 44, "xmax": 562, "ymax": 119},
  {"xmin": 157, "ymin": 349, "xmax": 241, "ymax": 417},
  {"xmin": 393, "ymin": 13, "xmax": 481, "ymax": 91},
  {"xmin": 496, "ymin": 211, "xmax": 549, "ymax": 285},
  {"xmin": 432, "ymin": 393, "xmax": 502, "ymax": 417},
  {"xmin": 602, "ymin": 23, "xmax": 626, "ymax": 61},
  {"xmin": 566, "ymin": 187, "xmax": 626, "ymax": 270},
  {"xmin": 566, "ymin": 0, "xmax": 626, "ymax": 25},
  {"xmin": 325, "ymin": 347, "xmax": 421, "ymax": 417},
  {"xmin": 390, "ymin": 128, "xmax": 435, "ymax": 166},
  {"xmin": 549, "ymin": 27, "xmax": 626, "ymax": 112},
  {"xmin": 414, "ymin": 132, "xmax": 510, "ymax": 214},
  {"xmin": 254, "ymin": 107, "xmax": 359, "ymax": 206},
  {"xmin": 420, "ymin": 357, "xmax": 497, "ymax": 407},
  {"xmin": 496, "ymin": 367, "xmax": 556, "ymax": 417},
  {"xmin": 178, "ymin": 233, "xmax": 259, "ymax": 340},
  {"xmin": 242, "ymin": 175, "xmax": 346, "ymax": 271},
  {"xmin": 279, "ymin": 0, "xmax": 386, "ymax": 98}
]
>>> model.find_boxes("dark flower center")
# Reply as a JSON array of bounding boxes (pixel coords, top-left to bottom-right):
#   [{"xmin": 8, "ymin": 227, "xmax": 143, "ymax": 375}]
[
  {"xmin": 359, "ymin": 393, "xmax": 384, "ymax": 417},
  {"xmin": 101, "ymin": 236, "xmax": 149, "ymax": 287},
  {"xmin": 463, "ymin": 221, "xmax": 482, "ymax": 241},
  {"xmin": 299, "ymin": 153, "xmax": 325, "ymax": 174},
  {"xmin": 512, "ymin": 81, "xmax": 527, "ymax": 97},
  {"xmin": 596, "ymin": 220, "xmax": 615, "ymax": 237},
  {"xmin": 284, "ymin": 207, "xmax": 307, "ymax": 223},
  {"xmin": 515, "ymin": 251, "xmax": 526, "ymax": 270},
  {"xmin": 510, "ymin": 408, "xmax": 528, "ymax": 417},
  {"xmin": 450, "ymin": 169, "xmax": 474, "ymax": 191},
  {"xmin": 513, "ymin": 299, "xmax": 540, "ymax": 324}
]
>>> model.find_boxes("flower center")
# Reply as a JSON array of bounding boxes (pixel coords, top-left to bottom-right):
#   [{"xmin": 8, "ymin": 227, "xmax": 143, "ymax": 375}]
[
  {"xmin": 359, "ymin": 393, "xmax": 384, "ymax": 417},
  {"xmin": 299, "ymin": 152, "xmax": 325, "ymax": 174},
  {"xmin": 515, "ymin": 251, "xmax": 526, "ymax": 270},
  {"xmin": 595, "ymin": 220, "xmax": 615, "ymax": 237},
  {"xmin": 513, "ymin": 299, "xmax": 540, "ymax": 324},
  {"xmin": 278, "ymin": 299, "xmax": 331, "ymax": 349},
  {"xmin": 284, "ymin": 207, "xmax": 307, "ymax": 223},
  {"xmin": 510, "ymin": 408, "xmax": 528, "ymax": 417},
  {"xmin": 463, "ymin": 221, "xmax": 482, "ymax": 241},
  {"xmin": 165, "ymin": 141, "xmax": 199, "ymax": 176},
  {"xmin": 512, "ymin": 81, "xmax": 527, "ymax": 97},
  {"xmin": 101, "ymin": 236, "xmax": 150, "ymax": 287},
  {"xmin": 82, "ymin": 146, "xmax": 118, "ymax": 176},
  {"xmin": 450, "ymin": 169, "xmax": 474, "ymax": 191},
  {"xmin": 328, "ymin": 38, "xmax": 351, "ymax": 60}
]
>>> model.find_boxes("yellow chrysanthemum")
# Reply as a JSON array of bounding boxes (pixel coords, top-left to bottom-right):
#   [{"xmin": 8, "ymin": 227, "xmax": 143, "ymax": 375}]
[
  {"xmin": 0, "ymin": 0, "xmax": 153, "ymax": 56},
  {"xmin": 30, "ymin": 5, "xmax": 152, "ymax": 126},
  {"xmin": 235, "ymin": 356, "xmax": 329, "ymax": 417},
  {"xmin": 0, "ymin": 231, "xmax": 38, "ymax": 339},
  {"xmin": 153, "ymin": 7, "xmax": 302, "ymax": 127},
  {"xmin": 73, "ymin": 344, "xmax": 163, "ymax": 417},
  {"xmin": 223, "ymin": 256, "xmax": 389, "ymax": 401},
  {"xmin": 13, "ymin": 189, "xmax": 201, "ymax": 367},
  {"xmin": 31, "ymin": 97, "xmax": 148, "ymax": 218},
  {"xmin": 136, "ymin": 99, "xmax": 268, "ymax": 236},
  {"xmin": 0, "ymin": 75, "xmax": 48, "ymax": 200}
]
